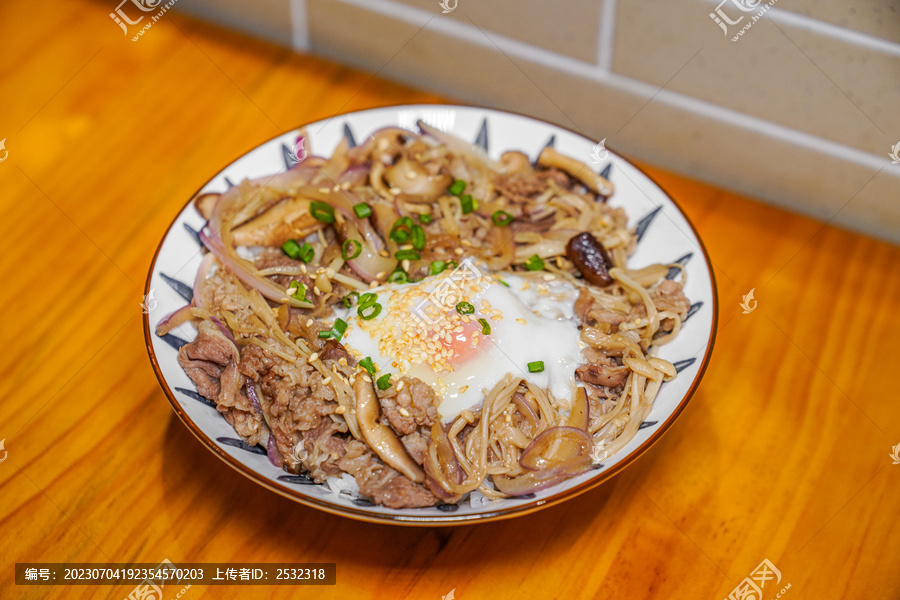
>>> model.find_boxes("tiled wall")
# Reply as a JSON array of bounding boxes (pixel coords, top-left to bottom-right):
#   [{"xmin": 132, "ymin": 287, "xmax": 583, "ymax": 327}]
[{"xmin": 176, "ymin": 0, "xmax": 900, "ymax": 244}]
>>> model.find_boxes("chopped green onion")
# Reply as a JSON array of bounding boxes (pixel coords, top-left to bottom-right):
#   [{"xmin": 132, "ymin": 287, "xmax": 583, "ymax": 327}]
[
  {"xmin": 298, "ymin": 242, "xmax": 315, "ymax": 263},
  {"xmin": 319, "ymin": 318, "xmax": 348, "ymax": 341},
  {"xmin": 341, "ymin": 239, "xmax": 362, "ymax": 259},
  {"xmin": 358, "ymin": 302, "xmax": 382, "ymax": 320},
  {"xmin": 492, "ymin": 210, "xmax": 513, "ymax": 226},
  {"xmin": 353, "ymin": 202, "xmax": 372, "ymax": 219},
  {"xmin": 390, "ymin": 220, "xmax": 411, "ymax": 243},
  {"xmin": 445, "ymin": 260, "xmax": 458, "ymax": 271},
  {"xmin": 478, "ymin": 318, "xmax": 491, "ymax": 335},
  {"xmin": 419, "ymin": 213, "xmax": 432, "ymax": 224},
  {"xmin": 376, "ymin": 373, "xmax": 393, "ymax": 390},
  {"xmin": 359, "ymin": 292, "xmax": 377, "ymax": 306},
  {"xmin": 524, "ymin": 254, "xmax": 545, "ymax": 271},
  {"xmin": 288, "ymin": 281, "xmax": 308, "ymax": 302},
  {"xmin": 429, "ymin": 261, "xmax": 446, "ymax": 275},
  {"xmin": 281, "ymin": 238, "xmax": 302, "ymax": 260},
  {"xmin": 331, "ymin": 318, "xmax": 348, "ymax": 340},
  {"xmin": 359, "ymin": 357, "xmax": 376, "ymax": 375},
  {"xmin": 527, "ymin": 361, "xmax": 545, "ymax": 373},
  {"xmin": 497, "ymin": 278, "xmax": 510, "ymax": 287},
  {"xmin": 388, "ymin": 269, "xmax": 409, "ymax": 284},
  {"xmin": 410, "ymin": 225, "xmax": 426, "ymax": 251},
  {"xmin": 342, "ymin": 291, "xmax": 360, "ymax": 308},
  {"xmin": 448, "ymin": 179, "xmax": 466, "ymax": 196},
  {"xmin": 455, "ymin": 301, "xmax": 475, "ymax": 315},
  {"xmin": 460, "ymin": 194, "xmax": 476, "ymax": 214},
  {"xmin": 309, "ymin": 201, "xmax": 335, "ymax": 224},
  {"xmin": 395, "ymin": 249, "xmax": 421, "ymax": 261}
]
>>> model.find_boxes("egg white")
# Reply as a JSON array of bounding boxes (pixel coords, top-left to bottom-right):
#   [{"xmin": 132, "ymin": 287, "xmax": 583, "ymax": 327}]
[{"xmin": 334, "ymin": 270, "xmax": 584, "ymax": 421}]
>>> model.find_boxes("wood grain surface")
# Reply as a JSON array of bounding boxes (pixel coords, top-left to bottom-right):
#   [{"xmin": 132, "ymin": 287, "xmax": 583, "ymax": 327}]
[{"xmin": 1, "ymin": 2, "xmax": 898, "ymax": 598}]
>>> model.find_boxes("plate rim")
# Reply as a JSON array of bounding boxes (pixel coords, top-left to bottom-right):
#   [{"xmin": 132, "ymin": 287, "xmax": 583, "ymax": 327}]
[{"xmin": 143, "ymin": 102, "xmax": 719, "ymax": 526}]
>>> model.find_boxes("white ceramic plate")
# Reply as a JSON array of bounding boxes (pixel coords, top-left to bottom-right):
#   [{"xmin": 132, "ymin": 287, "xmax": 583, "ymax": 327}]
[{"xmin": 144, "ymin": 105, "xmax": 717, "ymax": 525}]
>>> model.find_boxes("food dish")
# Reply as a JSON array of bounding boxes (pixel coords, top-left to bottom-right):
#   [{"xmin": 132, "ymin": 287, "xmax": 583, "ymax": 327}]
[{"xmin": 144, "ymin": 105, "xmax": 717, "ymax": 524}]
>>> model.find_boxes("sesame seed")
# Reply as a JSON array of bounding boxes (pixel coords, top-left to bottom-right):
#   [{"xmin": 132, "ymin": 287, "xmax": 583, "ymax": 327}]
[
  {"xmin": 322, "ymin": 377, "xmax": 332, "ymax": 385},
  {"xmin": 309, "ymin": 352, "xmax": 319, "ymax": 362},
  {"xmin": 516, "ymin": 318, "xmax": 527, "ymax": 325},
  {"xmin": 543, "ymin": 274, "xmax": 555, "ymax": 281},
  {"xmin": 338, "ymin": 357, "xmax": 348, "ymax": 366},
  {"xmin": 461, "ymin": 239, "xmax": 472, "ymax": 247},
  {"xmin": 318, "ymin": 187, "xmax": 330, "ymax": 193},
  {"xmin": 335, "ymin": 405, "xmax": 346, "ymax": 415},
  {"xmin": 402, "ymin": 259, "xmax": 410, "ymax": 271},
  {"xmin": 379, "ymin": 250, "xmax": 390, "ymax": 257},
  {"xmin": 397, "ymin": 380, "xmax": 405, "ymax": 391},
  {"xmin": 330, "ymin": 452, "xmax": 339, "ymax": 460},
  {"xmin": 505, "ymin": 414, "xmax": 512, "ymax": 423},
  {"xmin": 376, "ymin": 271, "xmax": 386, "ymax": 279},
  {"xmin": 454, "ymin": 247, "xmax": 464, "ymax": 255},
  {"xmin": 399, "ymin": 407, "xmax": 410, "ymax": 417},
  {"xmin": 300, "ymin": 264, "xmax": 307, "ymax": 274},
  {"xmin": 369, "ymin": 281, "xmax": 378, "ymax": 289},
  {"xmin": 306, "ymin": 318, "xmax": 314, "ymax": 327},
  {"xmin": 459, "ymin": 385, "xmax": 468, "ymax": 393},
  {"xmin": 313, "ymin": 286, "xmax": 321, "ymax": 295}
]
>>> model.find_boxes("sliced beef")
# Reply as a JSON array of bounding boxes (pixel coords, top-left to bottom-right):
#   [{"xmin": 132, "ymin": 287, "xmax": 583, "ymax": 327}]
[
  {"xmin": 377, "ymin": 378, "xmax": 439, "ymax": 435},
  {"xmin": 178, "ymin": 322, "xmax": 264, "ymax": 445},
  {"xmin": 338, "ymin": 440, "xmax": 436, "ymax": 509}
]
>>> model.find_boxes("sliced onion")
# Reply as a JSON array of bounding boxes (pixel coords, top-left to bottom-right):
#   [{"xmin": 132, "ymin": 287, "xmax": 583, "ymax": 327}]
[
  {"xmin": 210, "ymin": 316, "xmax": 236, "ymax": 344},
  {"xmin": 519, "ymin": 426, "xmax": 592, "ymax": 473},
  {"xmin": 199, "ymin": 229, "xmax": 312, "ymax": 308},
  {"xmin": 192, "ymin": 252, "xmax": 216, "ymax": 311},
  {"xmin": 567, "ymin": 387, "xmax": 590, "ymax": 431},
  {"xmin": 155, "ymin": 306, "xmax": 212, "ymax": 336},
  {"xmin": 267, "ymin": 434, "xmax": 283, "ymax": 468},
  {"xmin": 417, "ymin": 121, "xmax": 501, "ymax": 171},
  {"xmin": 246, "ymin": 381, "xmax": 263, "ymax": 415}
]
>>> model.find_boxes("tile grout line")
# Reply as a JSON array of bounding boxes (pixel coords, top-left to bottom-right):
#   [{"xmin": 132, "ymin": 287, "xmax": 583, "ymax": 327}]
[
  {"xmin": 289, "ymin": 0, "xmax": 311, "ymax": 53},
  {"xmin": 329, "ymin": 0, "xmax": 896, "ymax": 173},
  {"xmin": 596, "ymin": 0, "xmax": 618, "ymax": 72}
]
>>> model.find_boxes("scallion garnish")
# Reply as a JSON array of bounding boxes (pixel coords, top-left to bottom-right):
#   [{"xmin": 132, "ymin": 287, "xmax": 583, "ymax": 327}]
[
  {"xmin": 353, "ymin": 202, "xmax": 372, "ymax": 219},
  {"xmin": 376, "ymin": 373, "xmax": 393, "ymax": 390},
  {"xmin": 359, "ymin": 292, "xmax": 377, "ymax": 306},
  {"xmin": 343, "ymin": 291, "xmax": 360, "ymax": 308},
  {"xmin": 342, "ymin": 239, "xmax": 362, "ymax": 259},
  {"xmin": 332, "ymin": 318, "xmax": 348, "ymax": 340},
  {"xmin": 298, "ymin": 242, "xmax": 315, "ymax": 263},
  {"xmin": 309, "ymin": 201, "xmax": 335, "ymax": 224},
  {"xmin": 281, "ymin": 238, "xmax": 302, "ymax": 260},
  {"xmin": 419, "ymin": 213, "xmax": 432, "ymax": 224},
  {"xmin": 448, "ymin": 179, "xmax": 466, "ymax": 196},
  {"xmin": 390, "ymin": 219, "xmax": 411, "ymax": 243},
  {"xmin": 358, "ymin": 302, "xmax": 382, "ymax": 320},
  {"xmin": 527, "ymin": 361, "xmax": 544, "ymax": 373},
  {"xmin": 478, "ymin": 318, "xmax": 491, "ymax": 335},
  {"xmin": 319, "ymin": 318, "xmax": 348, "ymax": 341},
  {"xmin": 410, "ymin": 225, "xmax": 426, "ymax": 251},
  {"xmin": 359, "ymin": 356, "xmax": 376, "ymax": 375},
  {"xmin": 492, "ymin": 210, "xmax": 513, "ymax": 226},
  {"xmin": 429, "ymin": 261, "xmax": 446, "ymax": 275},
  {"xmin": 288, "ymin": 281, "xmax": 308, "ymax": 302},
  {"xmin": 388, "ymin": 269, "xmax": 410, "ymax": 284},
  {"xmin": 455, "ymin": 301, "xmax": 475, "ymax": 315},
  {"xmin": 460, "ymin": 194, "xmax": 476, "ymax": 214},
  {"xmin": 395, "ymin": 249, "xmax": 421, "ymax": 261},
  {"xmin": 524, "ymin": 254, "xmax": 544, "ymax": 271},
  {"xmin": 497, "ymin": 278, "xmax": 510, "ymax": 287}
]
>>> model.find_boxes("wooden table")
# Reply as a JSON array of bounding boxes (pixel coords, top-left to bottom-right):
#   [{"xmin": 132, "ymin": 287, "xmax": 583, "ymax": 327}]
[{"xmin": 2, "ymin": 2, "xmax": 898, "ymax": 598}]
